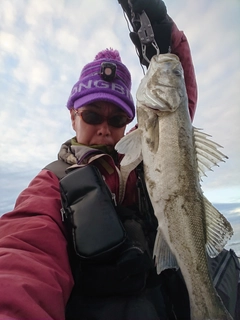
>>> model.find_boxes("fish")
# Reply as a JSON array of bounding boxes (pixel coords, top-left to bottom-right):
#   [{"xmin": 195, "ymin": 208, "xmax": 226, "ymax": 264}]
[{"xmin": 115, "ymin": 53, "xmax": 233, "ymax": 320}]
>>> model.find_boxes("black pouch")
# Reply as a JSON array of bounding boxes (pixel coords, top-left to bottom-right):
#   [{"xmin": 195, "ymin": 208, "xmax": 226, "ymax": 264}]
[
  {"xmin": 60, "ymin": 165, "xmax": 126, "ymax": 261},
  {"xmin": 72, "ymin": 213, "xmax": 155, "ymax": 297}
]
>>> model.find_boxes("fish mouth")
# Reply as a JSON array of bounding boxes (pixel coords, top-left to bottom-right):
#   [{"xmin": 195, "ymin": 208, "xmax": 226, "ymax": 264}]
[
  {"xmin": 157, "ymin": 83, "xmax": 178, "ymax": 89},
  {"xmin": 146, "ymin": 100, "xmax": 176, "ymax": 112},
  {"xmin": 139, "ymin": 85, "xmax": 182, "ymax": 112}
]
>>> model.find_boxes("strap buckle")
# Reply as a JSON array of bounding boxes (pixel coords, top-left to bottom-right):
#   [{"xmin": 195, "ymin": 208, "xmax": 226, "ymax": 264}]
[{"xmin": 137, "ymin": 11, "xmax": 160, "ymax": 63}]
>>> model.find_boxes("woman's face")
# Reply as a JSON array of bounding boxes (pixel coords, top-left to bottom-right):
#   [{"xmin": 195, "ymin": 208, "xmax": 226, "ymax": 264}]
[{"xmin": 70, "ymin": 101, "xmax": 129, "ymax": 147}]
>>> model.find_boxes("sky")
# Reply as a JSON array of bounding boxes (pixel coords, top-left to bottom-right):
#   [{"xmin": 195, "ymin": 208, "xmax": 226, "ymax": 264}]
[{"xmin": 0, "ymin": 0, "xmax": 240, "ymax": 244}]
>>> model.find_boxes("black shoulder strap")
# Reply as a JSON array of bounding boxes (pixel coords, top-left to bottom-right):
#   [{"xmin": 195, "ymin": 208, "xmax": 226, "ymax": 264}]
[
  {"xmin": 43, "ymin": 160, "xmax": 70, "ymax": 180},
  {"xmin": 136, "ymin": 162, "xmax": 158, "ymax": 230}
]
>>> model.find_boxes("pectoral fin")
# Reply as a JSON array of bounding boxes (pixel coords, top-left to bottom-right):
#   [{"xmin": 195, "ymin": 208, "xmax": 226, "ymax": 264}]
[
  {"xmin": 115, "ymin": 128, "xmax": 143, "ymax": 167},
  {"xmin": 204, "ymin": 196, "xmax": 233, "ymax": 258}
]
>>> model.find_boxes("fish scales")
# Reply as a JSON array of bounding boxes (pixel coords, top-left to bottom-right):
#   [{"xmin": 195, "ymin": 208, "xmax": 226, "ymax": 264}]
[{"xmin": 115, "ymin": 53, "xmax": 233, "ymax": 320}]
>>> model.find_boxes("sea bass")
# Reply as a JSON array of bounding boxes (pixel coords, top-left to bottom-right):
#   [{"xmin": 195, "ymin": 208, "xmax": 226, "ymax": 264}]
[{"xmin": 115, "ymin": 53, "xmax": 233, "ymax": 320}]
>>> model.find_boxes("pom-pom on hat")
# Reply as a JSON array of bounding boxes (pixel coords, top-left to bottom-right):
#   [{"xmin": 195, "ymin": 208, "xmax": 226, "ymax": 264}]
[{"xmin": 66, "ymin": 48, "xmax": 135, "ymax": 120}]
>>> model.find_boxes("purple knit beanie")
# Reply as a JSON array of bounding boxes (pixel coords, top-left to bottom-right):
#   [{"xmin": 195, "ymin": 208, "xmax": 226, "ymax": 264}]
[{"xmin": 66, "ymin": 48, "xmax": 135, "ymax": 120}]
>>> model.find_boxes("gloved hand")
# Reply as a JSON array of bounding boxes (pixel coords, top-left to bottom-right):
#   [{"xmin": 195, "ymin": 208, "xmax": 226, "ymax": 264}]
[
  {"xmin": 118, "ymin": 0, "xmax": 172, "ymax": 66},
  {"xmin": 129, "ymin": 0, "xmax": 167, "ymax": 25}
]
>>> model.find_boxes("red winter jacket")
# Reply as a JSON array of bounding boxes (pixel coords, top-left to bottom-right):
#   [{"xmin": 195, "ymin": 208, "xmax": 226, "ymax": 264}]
[
  {"xmin": 0, "ymin": 151, "xmax": 138, "ymax": 319},
  {"xmin": 0, "ymin": 170, "xmax": 73, "ymax": 319},
  {"xmin": 171, "ymin": 19, "xmax": 198, "ymax": 121}
]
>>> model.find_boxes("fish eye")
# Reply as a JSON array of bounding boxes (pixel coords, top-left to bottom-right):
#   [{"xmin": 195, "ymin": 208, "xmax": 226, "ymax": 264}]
[{"xmin": 173, "ymin": 69, "xmax": 182, "ymax": 77}]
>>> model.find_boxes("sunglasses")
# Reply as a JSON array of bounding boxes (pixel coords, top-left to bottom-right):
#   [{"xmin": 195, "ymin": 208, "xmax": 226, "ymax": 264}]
[{"xmin": 75, "ymin": 109, "xmax": 131, "ymax": 128}]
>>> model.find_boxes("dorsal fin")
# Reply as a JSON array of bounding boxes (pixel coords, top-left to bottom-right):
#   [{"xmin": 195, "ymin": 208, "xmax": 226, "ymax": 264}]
[{"xmin": 193, "ymin": 127, "xmax": 228, "ymax": 179}]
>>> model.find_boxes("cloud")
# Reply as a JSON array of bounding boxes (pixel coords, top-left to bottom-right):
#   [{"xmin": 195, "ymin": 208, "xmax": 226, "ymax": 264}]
[
  {"xmin": 0, "ymin": 0, "xmax": 239, "ymax": 214},
  {"xmin": 230, "ymin": 207, "xmax": 240, "ymax": 217}
]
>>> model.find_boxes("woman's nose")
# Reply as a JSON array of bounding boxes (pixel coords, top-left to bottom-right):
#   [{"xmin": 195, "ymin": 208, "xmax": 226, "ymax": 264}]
[{"xmin": 97, "ymin": 121, "xmax": 111, "ymax": 136}]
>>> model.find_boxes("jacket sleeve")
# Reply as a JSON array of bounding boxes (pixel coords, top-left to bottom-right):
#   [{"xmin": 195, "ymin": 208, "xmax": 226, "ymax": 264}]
[
  {"xmin": 0, "ymin": 169, "xmax": 74, "ymax": 320},
  {"xmin": 170, "ymin": 17, "xmax": 198, "ymax": 121}
]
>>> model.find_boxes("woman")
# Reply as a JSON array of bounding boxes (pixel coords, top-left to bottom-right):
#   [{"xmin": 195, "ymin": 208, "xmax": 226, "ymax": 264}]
[{"xmin": 0, "ymin": 2, "xmax": 198, "ymax": 317}]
